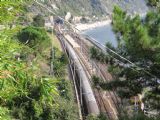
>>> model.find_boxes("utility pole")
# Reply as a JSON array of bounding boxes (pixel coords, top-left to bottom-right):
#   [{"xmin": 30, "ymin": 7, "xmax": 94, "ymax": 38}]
[{"xmin": 50, "ymin": 26, "xmax": 54, "ymax": 76}]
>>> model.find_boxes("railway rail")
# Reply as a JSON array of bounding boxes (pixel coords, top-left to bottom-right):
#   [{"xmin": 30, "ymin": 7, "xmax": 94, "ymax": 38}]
[
  {"xmin": 56, "ymin": 24, "xmax": 120, "ymax": 120},
  {"xmin": 71, "ymin": 32, "xmax": 121, "ymax": 108},
  {"xmin": 68, "ymin": 32, "xmax": 120, "ymax": 120},
  {"xmin": 57, "ymin": 30, "xmax": 100, "ymax": 116}
]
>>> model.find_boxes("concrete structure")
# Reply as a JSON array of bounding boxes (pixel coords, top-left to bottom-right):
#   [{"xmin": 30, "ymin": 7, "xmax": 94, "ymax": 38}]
[{"xmin": 62, "ymin": 34, "xmax": 100, "ymax": 115}]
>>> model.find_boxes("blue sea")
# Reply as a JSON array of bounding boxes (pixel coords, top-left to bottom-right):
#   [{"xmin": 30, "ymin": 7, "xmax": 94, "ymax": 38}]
[{"xmin": 82, "ymin": 24, "xmax": 118, "ymax": 47}]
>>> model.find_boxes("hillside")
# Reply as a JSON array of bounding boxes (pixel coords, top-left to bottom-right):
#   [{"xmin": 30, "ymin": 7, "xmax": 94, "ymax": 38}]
[
  {"xmin": 0, "ymin": 2, "xmax": 78, "ymax": 120},
  {"xmin": 33, "ymin": 0, "xmax": 148, "ymax": 17}
]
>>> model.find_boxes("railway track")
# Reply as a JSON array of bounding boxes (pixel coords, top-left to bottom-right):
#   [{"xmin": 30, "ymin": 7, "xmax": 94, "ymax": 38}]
[
  {"xmin": 70, "ymin": 32, "xmax": 120, "ymax": 120},
  {"xmin": 76, "ymin": 47, "xmax": 116, "ymax": 120},
  {"xmin": 57, "ymin": 30, "xmax": 100, "ymax": 115},
  {"xmin": 56, "ymin": 25, "xmax": 119, "ymax": 119}
]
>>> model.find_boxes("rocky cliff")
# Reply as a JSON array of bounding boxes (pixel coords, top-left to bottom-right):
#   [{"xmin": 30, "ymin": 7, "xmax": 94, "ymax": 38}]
[{"xmin": 31, "ymin": 0, "xmax": 148, "ymax": 18}]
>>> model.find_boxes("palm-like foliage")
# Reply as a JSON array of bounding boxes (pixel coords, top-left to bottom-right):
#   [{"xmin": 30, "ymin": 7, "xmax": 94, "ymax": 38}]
[
  {"xmin": 0, "ymin": 29, "xmax": 59, "ymax": 119},
  {"xmin": 0, "ymin": 2, "xmax": 78, "ymax": 120},
  {"xmin": 0, "ymin": 1, "xmax": 24, "ymax": 24}
]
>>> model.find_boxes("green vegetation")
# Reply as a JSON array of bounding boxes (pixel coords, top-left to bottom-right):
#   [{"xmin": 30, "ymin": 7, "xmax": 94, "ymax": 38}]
[
  {"xmin": 52, "ymin": 49, "xmax": 68, "ymax": 78},
  {"xmin": 86, "ymin": 113, "xmax": 108, "ymax": 120},
  {"xmin": 92, "ymin": 75, "xmax": 101, "ymax": 88},
  {"xmin": 0, "ymin": 27, "xmax": 58, "ymax": 120},
  {"xmin": 112, "ymin": 6, "xmax": 127, "ymax": 34},
  {"xmin": 32, "ymin": 14, "xmax": 45, "ymax": 27},
  {"xmin": 111, "ymin": 6, "xmax": 160, "ymax": 102},
  {"xmin": 111, "ymin": 5, "xmax": 160, "ymax": 101},
  {"xmin": 48, "ymin": 32, "xmax": 62, "ymax": 51},
  {"xmin": 147, "ymin": 0, "xmax": 160, "ymax": 6},
  {"xmin": 90, "ymin": 47, "xmax": 108, "ymax": 63},
  {"xmin": 0, "ymin": 1, "xmax": 78, "ymax": 120},
  {"xmin": 119, "ymin": 112, "xmax": 160, "ymax": 120},
  {"xmin": 0, "ymin": 1, "xmax": 22, "ymax": 24},
  {"xmin": 17, "ymin": 26, "xmax": 50, "ymax": 53},
  {"xmin": 90, "ymin": 5, "xmax": 160, "ymax": 117}
]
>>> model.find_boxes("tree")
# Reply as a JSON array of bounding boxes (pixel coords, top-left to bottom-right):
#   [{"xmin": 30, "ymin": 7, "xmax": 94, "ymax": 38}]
[
  {"xmin": 32, "ymin": 14, "xmax": 45, "ymax": 27},
  {"xmin": 17, "ymin": 26, "xmax": 51, "ymax": 52},
  {"xmin": 89, "ymin": 6, "xmax": 160, "ymax": 115},
  {"xmin": 92, "ymin": 75, "xmax": 101, "ymax": 88},
  {"xmin": 147, "ymin": 0, "xmax": 160, "ymax": 6},
  {"xmin": 90, "ymin": 47, "xmax": 109, "ymax": 63},
  {"xmin": 0, "ymin": 30, "xmax": 59, "ymax": 119},
  {"xmin": 0, "ymin": 1, "xmax": 79, "ymax": 120},
  {"xmin": 0, "ymin": 107, "xmax": 11, "ymax": 120},
  {"xmin": 112, "ymin": 6, "xmax": 127, "ymax": 34},
  {"xmin": 111, "ymin": 6, "xmax": 160, "ymax": 112}
]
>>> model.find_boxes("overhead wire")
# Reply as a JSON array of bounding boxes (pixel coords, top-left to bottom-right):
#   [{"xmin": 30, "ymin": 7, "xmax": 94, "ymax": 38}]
[
  {"xmin": 83, "ymin": 34, "xmax": 159, "ymax": 80},
  {"xmin": 33, "ymin": 0, "xmax": 159, "ymax": 81},
  {"xmin": 33, "ymin": 1, "xmax": 160, "ymax": 118}
]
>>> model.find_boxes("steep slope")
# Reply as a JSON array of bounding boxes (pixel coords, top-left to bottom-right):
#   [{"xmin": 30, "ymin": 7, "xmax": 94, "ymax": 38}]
[
  {"xmin": 42, "ymin": 0, "xmax": 105, "ymax": 16},
  {"xmin": 100, "ymin": 0, "xmax": 148, "ymax": 16},
  {"xmin": 35, "ymin": 0, "xmax": 148, "ymax": 17}
]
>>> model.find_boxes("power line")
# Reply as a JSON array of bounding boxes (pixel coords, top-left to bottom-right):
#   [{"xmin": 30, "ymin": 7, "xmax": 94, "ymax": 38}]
[
  {"xmin": 83, "ymin": 34, "xmax": 159, "ymax": 80},
  {"xmin": 33, "ymin": 0, "xmax": 160, "ymax": 81}
]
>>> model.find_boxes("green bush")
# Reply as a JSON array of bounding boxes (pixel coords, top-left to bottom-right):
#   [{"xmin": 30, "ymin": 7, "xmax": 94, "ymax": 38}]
[
  {"xmin": 32, "ymin": 14, "xmax": 45, "ymax": 27},
  {"xmin": 86, "ymin": 113, "xmax": 108, "ymax": 120},
  {"xmin": 17, "ymin": 26, "xmax": 51, "ymax": 52},
  {"xmin": 92, "ymin": 75, "xmax": 101, "ymax": 87},
  {"xmin": 148, "ymin": 0, "xmax": 159, "ymax": 6}
]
